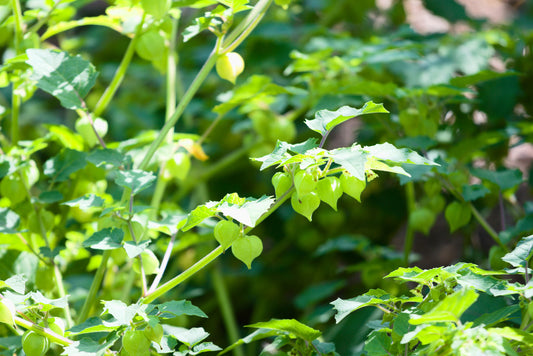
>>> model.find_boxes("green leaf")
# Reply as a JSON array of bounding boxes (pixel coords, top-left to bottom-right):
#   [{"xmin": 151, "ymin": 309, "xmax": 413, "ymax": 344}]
[
  {"xmin": 114, "ymin": 169, "xmax": 156, "ymax": 195},
  {"xmin": 26, "ymin": 49, "xmax": 98, "ymax": 110},
  {"xmin": 38, "ymin": 190, "xmax": 64, "ymax": 203},
  {"xmin": 502, "ymin": 235, "xmax": 533, "ymax": 268},
  {"xmin": 364, "ymin": 330, "xmax": 392, "ymax": 356},
  {"xmin": 0, "ymin": 208, "xmax": 20, "ymax": 234},
  {"xmin": 62, "ymin": 336, "xmax": 118, "ymax": 356},
  {"xmin": 330, "ymin": 289, "xmax": 391, "ymax": 323},
  {"xmin": 409, "ymin": 288, "xmax": 478, "ymax": 324},
  {"xmin": 219, "ymin": 329, "xmax": 278, "ymax": 355},
  {"xmin": 365, "ymin": 142, "xmax": 437, "ymax": 166},
  {"xmin": 462, "ymin": 184, "xmax": 490, "ymax": 201},
  {"xmin": 253, "ymin": 139, "xmax": 319, "ymax": 171},
  {"xmin": 101, "ymin": 300, "xmax": 145, "ymax": 327},
  {"xmin": 472, "ymin": 305, "xmax": 521, "ymax": 327},
  {"xmin": 445, "ymin": 201, "xmax": 472, "ymax": 232},
  {"xmin": 68, "ymin": 317, "xmax": 115, "ymax": 334},
  {"xmin": 3, "ymin": 275, "xmax": 26, "ymax": 294},
  {"xmin": 471, "ymin": 168, "xmax": 523, "ymax": 191},
  {"xmin": 191, "ymin": 342, "xmax": 222, "ymax": 354},
  {"xmin": 29, "ymin": 291, "xmax": 68, "ymax": 312},
  {"xmin": 181, "ymin": 205, "xmax": 218, "ymax": 231},
  {"xmin": 123, "ymin": 240, "xmax": 151, "ymax": 258},
  {"xmin": 82, "ymin": 228, "xmax": 124, "ymax": 250},
  {"xmin": 246, "ymin": 318, "xmax": 321, "ymax": 342},
  {"xmin": 155, "ymin": 300, "xmax": 208, "ymax": 318},
  {"xmin": 62, "ymin": 194, "xmax": 104, "ymax": 210},
  {"xmin": 305, "ymin": 102, "xmax": 389, "ymax": 136},
  {"xmin": 217, "ymin": 195, "xmax": 274, "ymax": 227},
  {"xmin": 329, "ymin": 147, "xmax": 367, "ymax": 181},
  {"xmin": 172, "ymin": 327, "xmax": 210, "ymax": 347},
  {"xmin": 43, "ymin": 148, "xmax": 87, "ymax": 182},
  {"xmin": 450, "ymin": 70, "xmax": 519, "ymax": 87},
  {"xmin": 87, "ymin": 149, "xmax": 128, "ymax": 168}
]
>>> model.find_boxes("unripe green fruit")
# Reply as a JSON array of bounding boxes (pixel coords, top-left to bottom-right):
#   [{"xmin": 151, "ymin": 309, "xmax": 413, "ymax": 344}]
[
  {"xmin": 144, "ymin": 322, "xmax": 164, "ymax": 344},
  {"xmin": 0, "ymin": 298, "xmax": 15, "ymax": 326},
  {"xmin": 123, "ymin": 329, "xmax": 151, "ymax": 356},
  {"xmin": 0, "ymin": 175, "xmax": 26, "ymax": 205},
  {"xmin": 271, "ymin": 172, "xmax": 292, "ymax": 200},
  {"xmin": 409, "ymin": 208, "xmax": 436, "ymax": 235},
  {"xmin": 528, "ymin": 302, "xmax": 533, "ymax": 320},
  {"xmin": 216, "ymin": 52, "xmax": 244, "ymax": 84},
  {"xmin": 231, "ymin": 235, "xmax": 263, "ymax": 269},
  {"xmin": 135, "ymin": 29, "xmax": 167, "ymax": 62},
  {"xmin": 133, "ymin": 250, "xmax": 160, "ymax": 275},
  {"xmin": 291, "ymin": 192, "xmax": 320, "ymax": 221},
  {"xmin": 340, "ymin": 172, "xmax": 365, "ymax": 202},
  {"xmin": 316, "ymin": 176, "xmax": 343, "ymax": 211},
  {"xmin": 268, "ymin": 118, "xmax": 296, "ymax": 143},
  {"xmin": 162, "ymin": 153, "xmax": 191, "ymax": 181},
  {"xmin": 214, "ymin": 220, "xmax": 241, "ymax": 250},
  {"xmin": 294, "ymin": 170, "xmax": 317, "ymax": 197},
  {"xmin": 22, "ymin": 331, "xmax": 49, "ymax": 356}
]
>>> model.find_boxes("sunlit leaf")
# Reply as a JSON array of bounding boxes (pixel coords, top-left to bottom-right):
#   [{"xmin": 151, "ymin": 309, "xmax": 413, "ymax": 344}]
[
  {"xmin": 114, "ymin": 169, "xmax": 156, "ymax": 194},
  {"xmin": 43, "ymin": 149, "xmax": 87, "ymax": 182},
  {"xmin": 502, "ymin": 235, "xmax": 533, "ymax": 268},
  {"xmin": 217, "ymin": 195, "xmax": 274, "ymax": 227},
  {"xmin": 331, "ymin": 289, "xmax": 391, "ymax": 323},
  {"xmin": 246, "ymin": 318, "xmax": 321, "ymax": 341},
  {"xmin": 83, "ymin": 228, "xmax": 124, "ymax": 250},
  {"xmin": 409, "ymin": 288, "xmax": 478, "ymax": 324}
]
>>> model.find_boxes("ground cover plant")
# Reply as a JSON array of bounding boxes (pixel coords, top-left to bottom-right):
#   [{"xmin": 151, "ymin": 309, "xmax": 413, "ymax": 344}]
[{"xmin": 1, "ymin": 0, "xmax": 533, "ymax": 355}]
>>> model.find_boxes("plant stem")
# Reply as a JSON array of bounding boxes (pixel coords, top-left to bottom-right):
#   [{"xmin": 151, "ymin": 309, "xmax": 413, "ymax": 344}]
[
  {"xmin": 11, "ymin": 0, "xmax": 24, "ymax": 52},
  {"xmin": 10, "ymin": 90, "xmax": 20, "ymax": 146},
  {"xmin": 212, "ymin": 265, "xmax": 245, "ymax": 356},
  {"xmin": 148, "ymin": 233, "xmax": 177, "ymax": 293},
  {"xmin": 469, "ymin": 203, "xmax": 506, "ymax": 250},
  {"xmin": 142, "ymin": 187, "xmax": 294, "ymax": 304},
  {"xmin": 53, "ymin": 264, "xmax": 73, "ymax": 328},
  {"xmin": 14, "ymin": 316, "xmax": 73, "ymax": 346},
  {"xmin": 77, "ymin": 250, "xmax": 111, "ymax": 323},
  {"xmin": 93, "ymin": 14, "xmax": 146, "ymax": 118},
  {"xmin": 403, "ymin": 182, "xmax": 416, "ymax": 266}
]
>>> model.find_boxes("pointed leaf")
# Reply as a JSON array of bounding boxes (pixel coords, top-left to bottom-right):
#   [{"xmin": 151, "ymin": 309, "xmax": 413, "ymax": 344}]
[
  {"xmin": 217, "ymin": 196, "xmax": 274, "ymax": 227},
  {"xmin": 102, "ymin": 300, "xmax": 144, "ymax": 327},
  {"xmin": 331, "ymin": 289, "xmax": 391, "ymax": 323},
  {"xmin": 471, "ymin": 168, "xmax": 523, "ymax": 191},
  {"xmin": 0, "ymin": 208, "xmax": 20, "ymax": 234},
  {"xmin": 445, "ymin": 201, "xmax": 472, "ymax": 232},
  {"xmin": 62, "ymin": 194, "xmax": 104, "ymax": 210},
  {"xmin": 156, "ymin": 300, "xmax": 208, "ymax": 318},
  {"xmin": 181, "ymin": 205, "xmax": 218, "ymax": 231},
  {"xmin": 123, "ymin": 239, "xmax": 151, "ymax": 258},
  {"xmin": 246, "ymin": 318, "xmax": 321, "ymax": 342},
  {"xmin": 365, "ymin": 142, "xmax": 437, "ymax": 166},
  {"xmin": 409, "ymin": 288, "xmax": 478, "ymax": 325},
  {"xmin": 26, "ymin": 49, "xmax": 98, "ymax": 110},
  {"xmin": 83, "ymin": 228, "xmax": 124, "ymax": 250},
  {"xmin": 172, "ymin": 327, "xmax": 209, "ymax": 347},
  {"xmin": 305, "ymin": 102, "xmax": 389, "ymax": 136},
  {"xmin": 330, "ymin": 147, "xmax": 367, "ymax": 181},
  {"xmin": 114, "ymin": 169, "xmax": 156, "ymax": 195},
  {"xmin": 44, "ymin": 148, "xmax": 87, "ymax": 182},
  {"xmin": 502, "ymin": 235, "xmax": 533, "ymax": 268}
]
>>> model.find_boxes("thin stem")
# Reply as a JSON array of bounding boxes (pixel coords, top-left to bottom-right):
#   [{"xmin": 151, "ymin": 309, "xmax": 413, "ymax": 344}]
[
  {"xmin": 319, "ymin": 130, "xmax": 330, "ymax": 149},
  {"xmin": 53, "ymin": 264, "xmax": 73, "ymax": 328},
  {"xmin": 142, "ymin": 187, "xmax": 294, "ymax": 304},
  {"xmin": 469, "ymin": 203, "xmax": 506, "ymax": 250},
  {"xmin": 212, "ymin": 265, "xmax": 245, "ymax": 356},
  {"xmin": 14, "ymin": 316, "xmax": 73, "ymax": 346},
  {"xmin": 93, "ymin": 14, "xmax": 146, "ymax": 118},
  {"xmin": 197, "ymin": 113, "xmax": 223, "ymax": 146},
  {"xmin": 77, "ymin": 250, "xmax": 111, "ymax": 323},
  {"xmin": 11, "ymin": 90, "xmax": 20, "ymax": 146},
  {"xmin": 499, "ymin": 192, "xmax": 506, "ymax": 231},
  {"xmin": 148, "ymin": 233, "xmax": 177, "ymax": 293},
  {"xmin": 11, "ymin": 0, "xmax": 24, "ymax": 53},
  {"xmin": 403, "ymin": 182, "xmax": 416, "ymax": 266}
]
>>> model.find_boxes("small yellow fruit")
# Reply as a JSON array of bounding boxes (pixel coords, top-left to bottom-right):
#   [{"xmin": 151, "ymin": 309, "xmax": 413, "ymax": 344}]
[{"xmin": 216, "ymin": 52, "xmax": 244, "ymax": 84}]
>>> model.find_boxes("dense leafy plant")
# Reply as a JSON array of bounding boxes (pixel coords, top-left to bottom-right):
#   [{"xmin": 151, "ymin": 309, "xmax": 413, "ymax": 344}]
[{"xmin": 1, "ymin": 0, "xmax": 533, "ymax": 355}]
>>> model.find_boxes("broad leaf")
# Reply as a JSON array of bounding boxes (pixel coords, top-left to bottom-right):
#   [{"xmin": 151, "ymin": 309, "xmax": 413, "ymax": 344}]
[
  {"xmin": 155, "ymin": 300, "xmax": 208, "ymax": 318},
  {"xmin": 62, "ymin": 194, "xmax": 104, "ymax": 210},
  {"xmin": 83, "ymin": 228, "xmax": 124, "ymax": 250},
  {"xmin": 62, "ymin": 336, "xmax": 118, "ymax": 356},
  {"xmin": 471, "ymin": 168, "xmax": 523, "ymax": 191},
  {"xmin": 181, "ymin": 205, "xmax": 217, "ymax": 231},
  {"xmin": 123, "ymin": 240, "xmax": 151, "ymax": 258},
  {"xmin": 409, "ymin": 288, "xmax": 478, "ymax": 324},
  {"xmin": 246, "ymin": 318, "xmax": 321, "ymax": 341},
  {"xmin": 114, "ymin": 169, "xmax": 156, "ymax": 195},
  {"xmin": 365, "ymin": 143, "xmax": 437, "ymax": 166},
  {"xmin": 44, "ymin": 149, "xmax": 87, "ymax": 182},
  {"xmin": 502, "ymin": 235, "xmax": 533, "ymax": 268},
  {"xmin": 329, "ymin": 147, "xmax": 367, "ymax": 181},
  {"xmin": 305, "ymin": 102, "xmax": 389, "ymax": 136},
  {"xmin": 87, "ymin": 149, "xmax": 128, "ymax": 168},
  {"xmin": 217, "ymin": 196, "xmax": 274, "ymax": 227},
  {"xmin": 331, "ymin": 289, "xmax": 391, "ymax": 323},
  {"xmin": 101, "ymin": 300, "xmax": 145, "ymax": 327},
  {"xmin": 462, "ymin": 184, "xmax": 489, "ymax": 201},
  {"xmin": 0, "ymin": 208, "xmax": 20, "ymax": 234},
  {"xmin": 172, "ymin": 327, "xmax": 210, "ymax": 347},
  {"xmin": 445, "ymin": 201, "xmax": 472, "ymax": 232},
  {"xmin": 26, "ymin": 49, "xmax": 98, "ymax": 110}
]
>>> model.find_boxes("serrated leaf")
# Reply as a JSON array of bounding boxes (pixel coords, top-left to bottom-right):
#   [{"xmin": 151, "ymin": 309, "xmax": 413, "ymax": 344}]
[
  {"xmin": 365, "ymin": 142, "xmax": 437, "ymax": 166},
  {"xmin": 330, "ymin": 289, "xmax": 391, "ymax": 323},
  {"xmin": 68, "ymin": 316, "xmax": 115, "ymax": 334},
  {"xmin": 30, "ymin": 291, "xmax": 68, "ymax": 312},
  {"xmin": 462, "ymin": 184, "xmax": 490, "ymax": 201},
  {"xmin": 217, "ymin": 196, "xmax": 274, "ymax": 227},
  {"xmin": 61, "ymin": 336, "xmax": 118, "ymax": 356},
  {"xmin": 87, "ymin": 149, "xmax": 128, "ymax": 167},
  {"xmin": 123, "ymin": 239, "xmax": 151, "ymax": 258},
  {"xmin": 445, "ymin": 201, "xmax": 472, "ymax": 232},
  {"xmin": 191, "ymin": 342, "xmax": 222, "ymax": 354},
  {"xmin": 114, "ymin": 169, "xmax": 156, "ymax": 194},
  {"xmin": 253, "ymin": 139, "xmax": 319, "ymax": 171},
  {"xmin": 471, "ymin": 168, "xmax": 523, "ymax": 191},
  {"xmin": 0, "ymin": 208, "xmax": 20, "ymax": 234},
  {"xmin": 26, "ymin": 49, "xmax": 98, "ymax": 110},
  {"xmin": 172, "ymin": 327, "xmax": 210, "ymax": 347},
  {"xmin": 246, "ymin": 318, "xmax": 321, "ymax": 342},
  {"xmin": 329, "ymin": 147, "xmax": 367, "ymax": 181},
  {"xmin": 181, "ymin": 205, "xmax": 218, "ymax": 231},
  {"xmin": 62, "ymin": 194, "xmax": 104, "ymax": 210},
  {"xmin": 409, "ymin": 288, "xmax": 478, "ymax": 325},
  {"xmin": 4, "ymin": 275, "xmax": 26, "ymax": 294},
  {"xmin": 156, "ymin": 300, "xmax": 208, "ymax": 318},
  {"xmin": 83, "ymin": 228, "xmax": 124, "ymax": 250},
  {"xmin": 102, "ymin": 300, "xmax": 144, "ymax": 327},
  {"xmin": 44, "ymin": 148, "xmax": 87, "ymax": 182},
  {"xmin": 305, "ymin": 102, "xmax": 389, "ymax": 136},
  {"xmin": 502, "ymin": 235, "xmax": 533, "ymax": 268}
]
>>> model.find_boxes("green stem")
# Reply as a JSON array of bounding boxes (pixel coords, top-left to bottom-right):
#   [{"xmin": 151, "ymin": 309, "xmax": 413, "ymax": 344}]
[
  {"xmin": 138, "ymin": 46, "xmax": 219, "ymax": 170},
  {"xmin": 14, "ymin": 316, "xmax": 73, "ymax": 346},
  {"xmin": 469, "ymin": 203, "xmax": 506, "ymax": 250},
  {"xmin": 212, "ymin": 265, "xmax": 245, "ymax": 356},
  {"xmin": 92, "ymin": 14, "xmax": 146, "ymax": 118},
  {"xmin": 53, "ymin": 264, "xmax": 73, "ymax": 328},
  {"xmin": 77, "ymin": 250, "xmax": 111, "ymax": 323},
  {"xmin": 142, "ymin": 187, "xmax": 294, "ymax": 304},
  {"xmin": 403, "ymin": 182, "xmax": 415, "ymax": 266},
  {"xmin": 11, "ymin": 0, "xmax": 24, "ymax": 53},
  {"xmin": 11, "ymin": 88, "xmax": 20, "ymax": 146}
]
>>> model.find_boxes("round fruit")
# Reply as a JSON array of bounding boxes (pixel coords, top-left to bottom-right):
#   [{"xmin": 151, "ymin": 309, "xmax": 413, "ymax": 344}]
[
  {"xmin": 268, "ymin": 118, "xmax": 296, "ymax": 143},
  {"xmin": 214, "ymin": 220, "xmax": 241, "ymax": 250},
  {"xmin": 293, "ymin": 170, "xmax": 317, "ymax": 197},
  {"xmin": 291, "ymin": 192, "xmax": 320, "ymax": 222},
  {"xmin": 133, "ymin": 250, "xmax": 160, "ymax": 275},
  {"xmin": 22, "ymin": 331, "xmax": 49, "ymax": 356},
  {"xmin": 0, "ymin": 298, "xmax": 15, "ymax": 326},
  {"xmin": 123, "ymin": 329, "xmax": 151, "ymax": 356},
  {"xmin": 340, "ymin": 172, "xmax": 365, "ymax": 202},
  {"xmin": 75, "ymin": 116, "xmax": 108, "ymax": 147},
  {"xmin": 316, "ymin": 176, "xmax": 343, "ymax": 211},
  {"xmin": 409, "ymin": 208, "xmax": 436, "ymax": 235},
  {"xmin": 271, "ymin": 172, "xmax": 292, "ymax": 200},
  {"xmin": 135, "ymin": 29, "xmax": 167, "ymax": 62},
  {"xmin": 216, "ymin": 52, "xmax": 244, "ymax": 84},
  {"xmin": 144, "ymin": 322, "xmax": 164, "ymax": 344}
]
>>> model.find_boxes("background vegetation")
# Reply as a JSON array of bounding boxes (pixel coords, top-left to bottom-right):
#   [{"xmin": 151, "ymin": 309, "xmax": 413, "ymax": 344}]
[{"xmin": 1, "ymin": 0, "xmax": 533, "ymax": 355}]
